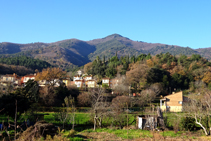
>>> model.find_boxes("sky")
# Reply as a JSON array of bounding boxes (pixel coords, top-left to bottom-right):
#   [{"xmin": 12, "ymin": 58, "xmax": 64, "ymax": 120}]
[{"xmin": 0, "ymin": 0, "xmax": 211, "ymax": 49}]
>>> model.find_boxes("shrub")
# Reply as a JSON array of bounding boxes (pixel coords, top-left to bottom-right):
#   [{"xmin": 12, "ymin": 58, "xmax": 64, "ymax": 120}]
[
  {"xmin": 208, "ymin": 82, "xmax": 211, "ymax": 90},
  {"xmin": 67, "ymin": 129, "xmax": 76, "ymax": 137},
  {"xmin": 180, "ymin": 117, "xmax": 197, "ymax": 131},
  {"xmin": 172, "ymin": 117, "xmax": 181, "ymax": 133}
]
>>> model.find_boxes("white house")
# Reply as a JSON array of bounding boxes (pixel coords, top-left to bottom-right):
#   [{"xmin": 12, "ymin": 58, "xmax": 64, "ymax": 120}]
[
  {"xmin": 87, "ymin": 80, "xmax": 97, "ymax": 88},
  {"xmin": 102, "ymin": 78, "xmax": 111, "ymax": 86},
  {"xmin": 22, "ymin": 74, "xmax": 36, "ymax": 84},
  {"xmin": 2, "ymin": 73, "xmax": 18, "ymax": 82},
  {"xmin": 73, "ymin": 76, "xmax": 83, "ymax": 81},
  {"xmin": 1, "ymin": 73, "xmax": 21, "ymax": 85},
  {"xmin": 38, "ymin": 79, "xmax": 61, "ymax": 87},
  {"xmin": 77, "ymin": 70, "xmax": 83, "ymax": 76},
  {"xmin": 84, "ymin": 75, "xmax": 93, "ymax": 81},
  {"xmin": 74, "ymin": 80, "xmax": 85, "ymax": 88}
]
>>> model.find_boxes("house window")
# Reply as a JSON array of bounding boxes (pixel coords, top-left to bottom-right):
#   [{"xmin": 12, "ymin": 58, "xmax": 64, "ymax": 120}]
[{"xmin": 178, "ymin": 101, "xmax": 182, "ymax": 104}]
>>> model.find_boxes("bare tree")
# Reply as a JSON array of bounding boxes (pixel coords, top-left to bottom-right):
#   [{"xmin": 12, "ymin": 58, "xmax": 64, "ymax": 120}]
[
  {"xmin": 112, "ymin": 83, "xmax": 129, "ymax": 95},
  {"xmin": 128, "ymin": 88, "xmax": 157, "ymax": 110},
  {"xmin": 140, "ymin": 89, "xmax": 156, "ymax": 104},
  {"xmin": 111, "ymin": 75, "xmax": 130, "ymax": 95},
  {"xmin": 111, "ymin": 96, "xmax": 130, "ymax": 112},
  {"xmin": 53, "ymin": 95, "xmax": 76, "ymax": 129},
  {"xmin": 184, "ymin": 89, "xmax": 211, "ymax": 135},
  {"xmin": 6, "ymin": 100, "xmax": 24, "ymax": 140},
  {"xmin": 54, "ymin": 103, "xmax": 69, "ymax": 129},
  {"xmin": 64, "ymin": 95, "xmax": 76, "ymax": 130},
  {"xmin": 149, "ymin": 83, "xmax": 164, "ymax": 96},
  {"xmin": 90, "ymin": 88, "xmax": 110, "ymax": 130},
  {"xmin": 110, "ymin": 95, "xmax": 131, "ymax": 128},
  {"xmin": 77, "ymin": 92, "xmax": 91, "ymax": 107}
]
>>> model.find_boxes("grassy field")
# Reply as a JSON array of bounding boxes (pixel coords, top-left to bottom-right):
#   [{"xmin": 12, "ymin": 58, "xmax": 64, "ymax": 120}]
[
  {"xmin": 44, "ymin": 112, "xmax": 91, "ymax": 125},
  {"xmin": 0, "ymin": 110, "xmax": 208, "ymax": 141},
  {"xmin": 0, "ymin": 111, "xmax": 189, "ymax": 128}
]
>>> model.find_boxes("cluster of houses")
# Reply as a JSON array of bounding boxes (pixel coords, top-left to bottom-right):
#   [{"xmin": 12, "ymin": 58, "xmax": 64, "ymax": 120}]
[
  {"xmin": 0, "ymin": 70, "xmax": 187, "ymax": 113},
  {"xmin": 0, "ymin": 70, "xmax": 122, "ymax": 92},
  {"xmin": 0, "ymin": 73, "xmax": 36, "ymax": 93},
  {"xmin": 71, "ymin": 70, "xmax": 124, "ymax": 89}
]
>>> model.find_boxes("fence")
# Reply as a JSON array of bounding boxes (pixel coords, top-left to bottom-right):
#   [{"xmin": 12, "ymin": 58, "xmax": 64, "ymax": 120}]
[
  {"xmin": 34, "ymin": 107, "xmax": 92, "ymax": 113},
  {"xmin": 31, "ymin": 107, "xmax": 147, "ymax": 113}
]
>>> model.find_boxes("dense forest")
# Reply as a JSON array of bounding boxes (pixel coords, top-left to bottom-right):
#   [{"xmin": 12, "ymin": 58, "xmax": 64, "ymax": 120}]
[
  {"xmin": 0, "ymin": 63, "xmax": 34, "ymax": 76},
  {"xmin": 84, "ymin": 52, "xmax": 211, "ymax": 93},
  {"xmin": 0, "ymin": 56, "xmax": 52, "ymax": 71}
]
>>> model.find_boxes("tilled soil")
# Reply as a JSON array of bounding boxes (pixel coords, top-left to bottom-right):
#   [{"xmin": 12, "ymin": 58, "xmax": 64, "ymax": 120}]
[{"xmin": 79, "ymin": 131, "xmax": 211, "ymax": 141}]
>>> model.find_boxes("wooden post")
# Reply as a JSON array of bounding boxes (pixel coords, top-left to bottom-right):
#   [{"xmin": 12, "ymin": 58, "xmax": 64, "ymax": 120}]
[
  {"xmin": 127, "ymin": 102, "xmax": 128, "ymax": 139},
  {"xmin": 14, "ymin": 100, "xmax": 17, "ymax": 141}
]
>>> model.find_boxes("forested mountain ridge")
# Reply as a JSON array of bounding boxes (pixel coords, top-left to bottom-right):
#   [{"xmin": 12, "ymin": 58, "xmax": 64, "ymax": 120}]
[
  {"xmin": 0, "ymin": 56, "xmax": 51, "ymax": 71},
  {"xmin": 0, "ymin": 34, "xmax": 210, "ymax": 69}
]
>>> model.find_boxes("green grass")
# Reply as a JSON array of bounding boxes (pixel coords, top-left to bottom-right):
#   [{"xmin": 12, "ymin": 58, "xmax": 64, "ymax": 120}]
[
  {"xmin": 43, "ymin": 112, "xmax": 91, "ymax": 125},
  {"xmin": 160, "ymin": 131, "xmax": 183, "ymax": 137},
  {"xmin": 83, "ymin": 128, "xmax": 153, "ymax": 139},
  {"xmin": 82, "ymin": 128, "xmax": 192, "ymax": 139},
  {"xmin": 0, "ymin": 111, "xmax": 202, "ymax": 140},
  {"xmin": 42, "ymin": 112, "xmax": 136, "ymax": 129},
  {"xmin": 68, "ymin": 137, "xmax": 84, "ymax": 141}
]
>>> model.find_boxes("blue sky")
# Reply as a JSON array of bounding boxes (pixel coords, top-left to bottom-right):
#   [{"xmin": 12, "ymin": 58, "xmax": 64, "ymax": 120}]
[{"xmin": 0, "ymin": 0, "xmax": 211, "ymax": 49}]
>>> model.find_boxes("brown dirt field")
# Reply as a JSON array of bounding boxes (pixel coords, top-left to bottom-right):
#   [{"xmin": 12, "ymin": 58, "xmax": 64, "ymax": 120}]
[
  {"xmin": 79, "ymin": 131, "xmax": 211, "ymax": 141},
  {"xmin": 80, "ymin": 132, "xmax": 123, "ymax": 140}
]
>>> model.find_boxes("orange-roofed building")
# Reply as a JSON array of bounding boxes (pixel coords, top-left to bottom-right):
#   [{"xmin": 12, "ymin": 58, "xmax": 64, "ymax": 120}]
[
  {"xmin": 102, "ymin": 78, "xmax": 111, "ymax": 87},
  {"xmin": 22, "ymin": 74, "xmax": 36, "ymax": 84}
]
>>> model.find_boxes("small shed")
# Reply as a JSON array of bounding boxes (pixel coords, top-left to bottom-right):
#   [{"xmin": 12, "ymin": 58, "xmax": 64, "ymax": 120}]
[
  {"xmin": 137, "ymin": 115, "xmax": 158, "ymax": 130},
  {"xmin": 137, "ymin": 107, "xmax": 165, "ymax": 130}
]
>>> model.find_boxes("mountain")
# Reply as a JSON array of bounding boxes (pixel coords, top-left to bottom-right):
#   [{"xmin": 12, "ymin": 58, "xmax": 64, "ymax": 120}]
[
  {"xmin": 0, "ymin": 34, "xmax": 210, "ymax": 69},
  {"xmin": 87, "ymin": 34, "xmax": 198, "ymax": 60},
  {"xmin": 195, "ymin": 48, "xmax": 211, "ymax": 59}
]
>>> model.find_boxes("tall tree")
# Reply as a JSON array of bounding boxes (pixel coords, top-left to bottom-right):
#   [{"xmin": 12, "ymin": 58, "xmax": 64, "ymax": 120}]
[
  {"xmin": 36, "ymin": 67, "xmax": 67, "ymax": 106},
  {"xmin": 90, "ymin": 88, "xmax": 109, "ymax": 130},
  {"xmin": 35, "ymin": 67, "xmax": 66, "ymax": 87}
]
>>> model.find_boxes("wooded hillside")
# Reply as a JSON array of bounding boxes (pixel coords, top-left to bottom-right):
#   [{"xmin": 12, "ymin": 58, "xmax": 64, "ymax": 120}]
[{"xmin": 84, "ymin": 52, "xmax": 211, "ymax": 93}]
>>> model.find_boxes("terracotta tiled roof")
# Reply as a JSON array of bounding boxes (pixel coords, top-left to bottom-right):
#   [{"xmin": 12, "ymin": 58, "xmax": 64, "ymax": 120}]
[
  {"xmin": 24, "ymin": 75, "xmax": 35, "ymax": 77},
  {"xmin": 102, "ymin": 78, "xmax": 110, "ymax": 80},
  {"xmin": 75, "ymin": 80, "xmax": 83, "ymax": 82},
  {"xmin": 74, "ymin": 75, "xmax": 81, "ymax": 77},
  {"xmin": 87, "ymin": 79, "xmax": 96, "ymax": 81}
]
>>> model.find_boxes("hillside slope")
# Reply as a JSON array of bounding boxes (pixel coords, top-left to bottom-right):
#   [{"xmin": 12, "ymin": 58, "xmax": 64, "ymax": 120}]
[{"xmin": 0, "ymin": 34, "xmax": 210, "ymax": 69}]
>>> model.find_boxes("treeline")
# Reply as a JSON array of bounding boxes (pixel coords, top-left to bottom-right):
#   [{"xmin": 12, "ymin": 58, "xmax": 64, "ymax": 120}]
[
  {"xmin": 0, "ymin": 63, "xmax": 34, "ymax": 76},
  {"xmin": 84, "ymin": 52, "xmax": 211, "ymax": 93},
  {"xmin": 85, "ymin": 53, "xmax": 152, "ymax": 78},
  {"xmin": 0, "ymin": 56, "xmax": 52, "ymax": 70}
]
